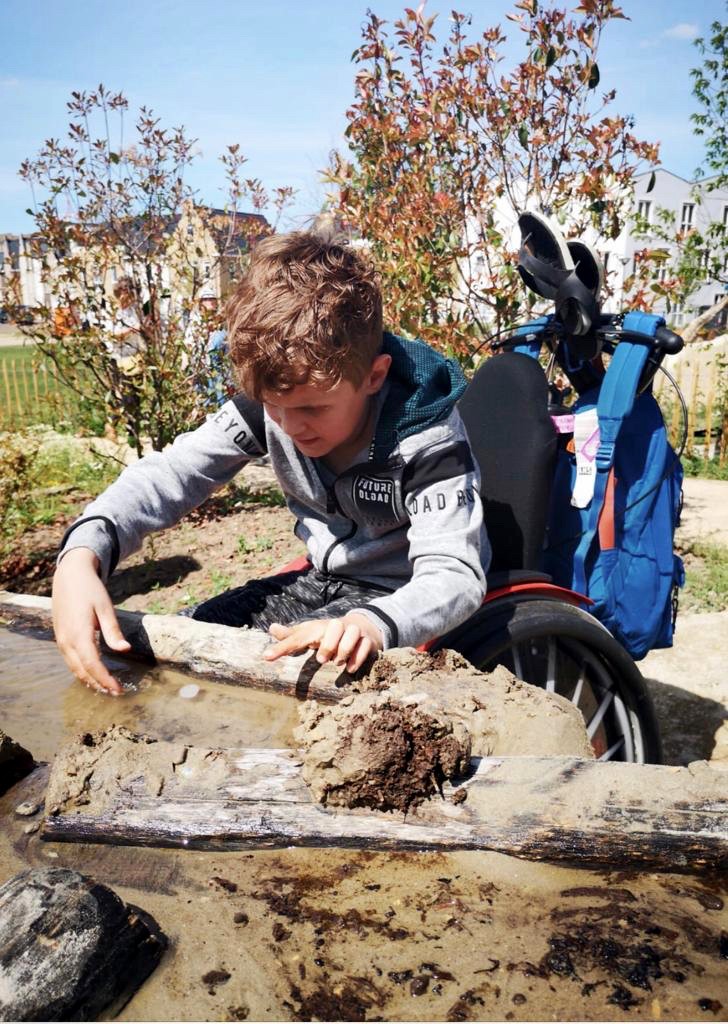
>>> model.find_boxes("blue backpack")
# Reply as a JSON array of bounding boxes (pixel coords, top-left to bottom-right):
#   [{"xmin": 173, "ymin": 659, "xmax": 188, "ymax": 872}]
[{"xmin": 536, "ymin": 312, "xmax": 684, "ymax": 660}]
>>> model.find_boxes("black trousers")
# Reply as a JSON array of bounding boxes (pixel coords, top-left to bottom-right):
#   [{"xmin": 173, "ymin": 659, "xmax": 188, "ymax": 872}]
[{"xmin": 189, "ymin": 567, "xmax": 392, "ymax": 630}]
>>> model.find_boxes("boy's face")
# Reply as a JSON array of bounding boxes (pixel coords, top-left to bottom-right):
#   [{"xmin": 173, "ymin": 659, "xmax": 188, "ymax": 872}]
[{"xmin": 262, "ymin": 353, "xmax": 391, "ymax": 460}]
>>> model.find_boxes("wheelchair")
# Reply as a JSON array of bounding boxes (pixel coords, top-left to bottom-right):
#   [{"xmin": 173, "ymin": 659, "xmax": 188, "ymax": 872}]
[{"xmin": 429, "ymin": 215, "xmax": 685, "ymax": 766}]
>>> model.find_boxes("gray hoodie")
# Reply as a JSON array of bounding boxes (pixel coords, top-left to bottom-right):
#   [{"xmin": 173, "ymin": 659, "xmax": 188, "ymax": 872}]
[{"xmin": 60, "ymin": 333, "xmax": 490, "ymax": 649}]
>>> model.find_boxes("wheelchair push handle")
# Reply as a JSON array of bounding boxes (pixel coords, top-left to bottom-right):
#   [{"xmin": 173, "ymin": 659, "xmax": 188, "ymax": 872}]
[
  {"xmin": 595, "ymin": 317, "xmax": 684, "ymax": 362},
  {"xmin": 654, "ymin": 325, "xmax": 684, "ymax": 356}
]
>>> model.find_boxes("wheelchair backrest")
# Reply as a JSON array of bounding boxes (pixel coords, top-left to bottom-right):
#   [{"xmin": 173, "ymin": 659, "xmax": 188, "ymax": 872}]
[{"xmin": 457, "ymin": 351, "xmax": 557, "ymax": 573}]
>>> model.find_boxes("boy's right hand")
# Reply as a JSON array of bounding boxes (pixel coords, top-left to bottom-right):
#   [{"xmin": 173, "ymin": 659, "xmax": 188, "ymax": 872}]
[{"xmin": 52, "ymin": 547, "xmax": 131, "ymax": 696}]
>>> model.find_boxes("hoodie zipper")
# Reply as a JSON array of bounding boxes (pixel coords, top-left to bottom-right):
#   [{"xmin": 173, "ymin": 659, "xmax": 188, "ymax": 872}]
[
  {"xmin": 320, "ymin": 482, "xmax": 357, "ymax": 573},
  {"xmin": 317, "ymin": 418, "xmax": 376, "ymax": 575},
  {"xmin": 321, "ymin": 519, "xmax": 358, "ymax": 574}
]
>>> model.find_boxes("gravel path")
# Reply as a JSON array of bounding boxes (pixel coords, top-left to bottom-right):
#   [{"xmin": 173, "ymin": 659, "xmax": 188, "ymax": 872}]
[{"xmin": 641, "ymin": 475, "xmax": 728, "ymax": 765}]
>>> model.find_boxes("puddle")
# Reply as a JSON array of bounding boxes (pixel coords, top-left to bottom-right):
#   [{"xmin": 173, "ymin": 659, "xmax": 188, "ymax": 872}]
[{"xmin": 1, "ymin": 629, "xmax": 727, "ymax": 1022}]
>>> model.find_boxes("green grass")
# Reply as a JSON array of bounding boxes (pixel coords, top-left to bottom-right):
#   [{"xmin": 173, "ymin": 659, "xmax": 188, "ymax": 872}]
[
  {"xmin": 680, "ymin": 539, "xmax": 728, "ymax": 613},
  {"xmin": 0, "ymin": 428, "xmax": 119, "ymax": 557},
  {"xmin": 209, "ymin": 569, "xmax": 233, "ymax": 595},
  {"xmin": 681, "ymin": 452, "xmax": 728, "ymax": 481}
]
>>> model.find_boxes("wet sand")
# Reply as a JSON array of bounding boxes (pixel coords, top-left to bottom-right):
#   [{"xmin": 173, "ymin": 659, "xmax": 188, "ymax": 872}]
[{"xmin": 1, "ymin": 629, "xmax": 727, "ymax": 1022}]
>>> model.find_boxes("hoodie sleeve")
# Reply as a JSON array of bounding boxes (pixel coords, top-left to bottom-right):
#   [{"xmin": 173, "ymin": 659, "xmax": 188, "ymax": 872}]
[
  {"xmin": 58, "ymin": 396, "xmax": 266, "ymax": 581},
  {"xmin": 353, "ymin": 435, "xmax": 490, "ymax": 649}
]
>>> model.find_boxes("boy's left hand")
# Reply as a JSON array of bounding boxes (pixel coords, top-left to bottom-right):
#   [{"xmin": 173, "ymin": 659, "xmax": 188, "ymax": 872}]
[{"xmin": 264, "ymin": 612, "xmax": 383, "ymax": 672}]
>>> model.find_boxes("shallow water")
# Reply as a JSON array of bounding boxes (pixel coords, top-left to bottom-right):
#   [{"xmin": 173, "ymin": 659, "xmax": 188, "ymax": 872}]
[
  {"xmin": 0, "ymin": 627, "xmax": 300, "ymax": 760},
  {"xmin": 1, "ymin": 629, "xmax": 727, "ymax": 1023}
]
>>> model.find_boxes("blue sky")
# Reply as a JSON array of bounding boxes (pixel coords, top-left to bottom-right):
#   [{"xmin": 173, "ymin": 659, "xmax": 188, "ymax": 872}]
[{"xmin": 0, "ymin": 0, "xmax": 724, "ymax": 234}]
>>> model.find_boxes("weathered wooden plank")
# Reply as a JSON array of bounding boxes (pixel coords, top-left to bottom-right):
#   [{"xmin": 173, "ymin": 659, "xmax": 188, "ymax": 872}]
[
  {"xmin": 0, "ymin": 590, "xmax": 351, "ymax": 701},
  {"xmin": 0, "ymin": 867, "xmax": 167, "ymax": 1021},
  {"xmin": 41, "ymin": 743, "xmax": 728, "ymax": 873}
]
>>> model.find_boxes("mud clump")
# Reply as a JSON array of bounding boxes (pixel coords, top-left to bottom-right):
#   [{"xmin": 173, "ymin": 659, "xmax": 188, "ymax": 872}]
[
  {"xmin": 44, "ymin": 725, "xmax": 228, "ymax": 818},
  {"xmin": 297, "ymin": 695, "xmax": 471, "ymax": 812},
  {"xmin": 296, "ymin": 648, "xmax": 593, "ymax": 812}
]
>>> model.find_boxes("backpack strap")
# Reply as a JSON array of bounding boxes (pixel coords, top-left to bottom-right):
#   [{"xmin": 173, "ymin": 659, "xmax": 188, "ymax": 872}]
[
  {"xmin": 571, "ymin": 314, "xmax": 664, "ymax": 597},
  {"xmin": 511, "ymin": 316, "xmax": 552, "ymax": 358}
]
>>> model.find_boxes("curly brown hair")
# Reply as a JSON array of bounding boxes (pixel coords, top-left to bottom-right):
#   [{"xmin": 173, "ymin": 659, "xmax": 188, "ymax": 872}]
[{"xmin": 225, "ymin": 231, "xmax": 383, "ymax": 398}]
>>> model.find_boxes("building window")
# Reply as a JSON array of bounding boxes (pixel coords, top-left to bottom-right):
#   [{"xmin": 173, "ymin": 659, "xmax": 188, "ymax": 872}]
[
  {"xmin": 637, "ymin": 200, "xmax": 651, "ymax": 222},
  {"xmin": 723, "ymin": 205, "xmax": 728, "ymax": 227},
  {"xmin": 680, "ymin": 203, "xmax": 694, "ymax": 232}
]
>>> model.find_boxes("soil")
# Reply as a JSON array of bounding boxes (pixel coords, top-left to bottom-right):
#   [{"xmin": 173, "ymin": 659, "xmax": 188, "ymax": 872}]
[
  {"xmin": 296, "ymin": 693, "xmax": 472, "ymax": 813},
  {"xmin": 0, "ymin": 461, "xmax": 303, "ymax": 613},
  {"xmin": 2, "ymin": 446, "xmax": 727, "ymax": 1021}
]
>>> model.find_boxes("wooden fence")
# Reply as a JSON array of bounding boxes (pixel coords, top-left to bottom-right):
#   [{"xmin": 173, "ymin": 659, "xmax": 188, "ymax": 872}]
[{"xmin": 654, "ymin": 357, "xmax": 728, "ymax": 464}]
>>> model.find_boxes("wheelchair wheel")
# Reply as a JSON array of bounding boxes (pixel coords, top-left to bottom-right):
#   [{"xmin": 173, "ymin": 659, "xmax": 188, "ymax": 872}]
[{"xmin": 433, "ymin": 598, "xmax": 662, "ymax": 765}]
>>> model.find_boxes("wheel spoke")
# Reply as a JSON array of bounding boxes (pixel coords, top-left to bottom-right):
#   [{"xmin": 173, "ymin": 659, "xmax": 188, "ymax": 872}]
[
  {"xmin": 587, "ymin": 688, "xmax": 615, "ymax": 739},
  {"xmin": 571, "ymin": 670, "xmax": 585, "ymax": 708},
  {"xmin": 598, "ymin": 736, "xmax": 626, "ymax": 761}
]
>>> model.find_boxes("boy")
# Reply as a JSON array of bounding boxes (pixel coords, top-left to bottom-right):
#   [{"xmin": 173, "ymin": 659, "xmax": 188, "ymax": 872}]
[{"xmin": 52, "ymin": 232, "xmax": 490, "ymax": 694}]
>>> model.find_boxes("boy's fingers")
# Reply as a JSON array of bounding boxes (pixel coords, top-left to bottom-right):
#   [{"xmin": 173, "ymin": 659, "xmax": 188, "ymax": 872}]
[
  {"xmin": 335, "ymin": 624, "xmax": 363, "ymax": 665},
  {"xmin": 68, "ymin": 644, "xmax": 123, "ymax": 696},
  {"xmin": 268, "ymin": 623, "xmax": 293, "ymax": 640},
  {"xmin": 316, "ymin": 620, "xmax": 345, "ymax": 664},
  {"xmin": 264, "ymin": 622, "xmax": 325, "ymax": 660},
  {"xmin": 347, "ymin": 636, "xmax": 372, "ymax": 674},
  {"xmin": 96, "ymin": 602, "xmax": 131, "ymax": 652}
]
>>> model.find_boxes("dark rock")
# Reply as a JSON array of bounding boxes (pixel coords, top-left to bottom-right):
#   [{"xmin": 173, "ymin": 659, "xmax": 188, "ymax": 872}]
[
  {"xmin": 0, "ymin": 867, "xmax": 167, "ymax": 1021},
  {"xmin": 0, "ymin": 729, "xmax": 34, "ymax": 796}
]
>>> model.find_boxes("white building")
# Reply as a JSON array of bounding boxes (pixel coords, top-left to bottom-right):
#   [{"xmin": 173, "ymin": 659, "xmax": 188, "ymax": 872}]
[
  {"xmin": 605, "ymin": 168, "xmax": 728, "ymax": 328},
  {"xmin": 0, "ymin": 233, "xmax": 48, "ymax": 311}
]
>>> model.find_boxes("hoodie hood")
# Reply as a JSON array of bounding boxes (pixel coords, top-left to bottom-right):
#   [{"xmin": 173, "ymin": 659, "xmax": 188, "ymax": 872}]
[{"xmin": 371, "ymin": 332, "xmax": 467, "ymax": 461}]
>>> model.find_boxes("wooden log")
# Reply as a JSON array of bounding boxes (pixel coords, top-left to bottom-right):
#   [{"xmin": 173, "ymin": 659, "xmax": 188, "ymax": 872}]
[
  {"xmin": 0, "ymin": 867, "xmax": 167, "ymax": 1021},
  {"xmin": 0, "ymin": 728, "xmax": 35, "ymax": 796},
  {"xmin": 41, "ymin": 732, "xmax": 728, "ymax": 873},
  {"xmin": 0, "ymin": 590, "xmax": 364, "ymax": 702}
]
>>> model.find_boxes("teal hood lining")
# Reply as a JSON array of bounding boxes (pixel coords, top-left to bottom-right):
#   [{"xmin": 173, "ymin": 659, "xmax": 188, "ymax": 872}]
[{"xmin": 372, "ymin": 332, "xmax": 467, "ymax": 461}]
